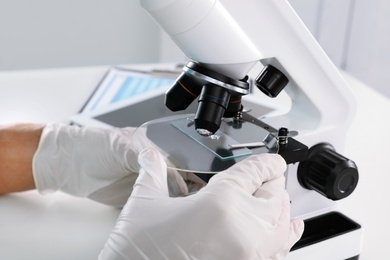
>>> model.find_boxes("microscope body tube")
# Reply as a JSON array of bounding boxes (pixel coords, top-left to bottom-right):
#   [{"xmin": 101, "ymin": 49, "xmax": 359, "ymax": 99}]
[{"xmin": 140, "ymin": 0, "xmax": 262, "ymax": 79}]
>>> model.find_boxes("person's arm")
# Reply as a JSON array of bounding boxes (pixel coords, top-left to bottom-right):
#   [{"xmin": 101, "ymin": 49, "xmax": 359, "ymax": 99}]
[
  {"xmin": 0, "ymin": 123, "xmax": 43, "ymax": 194},
  {"xmin": 0, "ymin": 122, "xmax": 200, "ymax": 207}
]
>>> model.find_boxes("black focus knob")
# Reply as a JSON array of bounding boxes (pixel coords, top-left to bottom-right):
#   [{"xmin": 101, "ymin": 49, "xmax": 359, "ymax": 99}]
[
  {"xmin": 255, "ymin": 65, "xmax": 288, "ymax": 98},
  {"xmin": 297, "ymin": 143, "xmax": 359, "ymax": 200}
]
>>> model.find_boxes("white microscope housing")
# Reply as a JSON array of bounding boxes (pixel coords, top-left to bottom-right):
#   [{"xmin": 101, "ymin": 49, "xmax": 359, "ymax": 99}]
[{"xmin": 141, "ymin": 1, "xmax": 363, "ymax": 259}]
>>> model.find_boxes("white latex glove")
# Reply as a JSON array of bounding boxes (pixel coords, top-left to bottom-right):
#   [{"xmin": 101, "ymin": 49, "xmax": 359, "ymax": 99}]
[
  {"xmin": 99, "ymin": 148, "xmax": 304, "ymax": 260},
  {"xmin": 32, "ymin": 123, "xmax": 199, "ymax": 207}
]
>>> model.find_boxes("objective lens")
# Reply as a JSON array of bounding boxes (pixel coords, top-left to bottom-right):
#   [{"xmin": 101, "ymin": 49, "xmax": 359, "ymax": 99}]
[
  {"xmin": 224, "ymin": 94, "xmax": 242, "ymax": 118},
  {"xmin": 165, "ymin": 73, "xmax": 202, "ymax": 111},
  {"xmin": 194, "ymin": 84, "xmax": 231, "ymax": 136},
  {"xmin": 196, "ymin": 128, "xmax": 213, "ymax": 136}
]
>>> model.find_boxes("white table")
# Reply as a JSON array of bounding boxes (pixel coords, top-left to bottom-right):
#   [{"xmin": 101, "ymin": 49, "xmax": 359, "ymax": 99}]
[
  {"xmin": 340, "ymin": 73, "xmax": 390, "ymax": 260},
  {"xmin": 0, "ymin": 65, "xmax": 389, "ymax": 259}
]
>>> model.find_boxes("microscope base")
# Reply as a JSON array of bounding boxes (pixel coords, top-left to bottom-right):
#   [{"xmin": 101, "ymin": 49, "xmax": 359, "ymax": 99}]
[{"xmin": 287, "ymin": 211, "xmax": 362, "ymax": 260}]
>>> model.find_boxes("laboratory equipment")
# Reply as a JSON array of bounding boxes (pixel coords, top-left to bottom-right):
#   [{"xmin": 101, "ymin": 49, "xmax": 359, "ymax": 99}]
[{"xmin": 140, "ymin": 0, "xmax": 363, "ymax": 259}]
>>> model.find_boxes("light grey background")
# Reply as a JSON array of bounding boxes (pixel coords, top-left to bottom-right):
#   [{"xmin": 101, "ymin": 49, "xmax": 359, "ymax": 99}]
[
  {"xmin": 1, "ymin": 0, "xmax": 389, "ymax": 98},
  {"xmin": 0, "ymin": 0, "xmax": 184, "ymax": 69},
  {"xmin": 289, "ymin": 0, "xmax": 390, "ymax": 99}
]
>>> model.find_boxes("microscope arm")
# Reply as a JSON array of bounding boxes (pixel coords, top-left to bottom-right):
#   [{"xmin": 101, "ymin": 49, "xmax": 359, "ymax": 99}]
[{"xmin": 224, "ymin": 1, "xmax": 356, "ymax": 136}]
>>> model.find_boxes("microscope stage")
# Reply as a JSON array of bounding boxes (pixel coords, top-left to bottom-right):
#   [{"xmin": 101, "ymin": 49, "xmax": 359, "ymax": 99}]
[{"xmin": 132, "ymin": 114, "xmax": 279, "ymax": 174}]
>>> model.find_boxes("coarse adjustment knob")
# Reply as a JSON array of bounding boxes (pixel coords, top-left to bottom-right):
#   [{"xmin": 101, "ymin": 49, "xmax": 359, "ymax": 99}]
[{"xmin": 297, "ymin": 143, "xmax": 359, "ymax": 200}]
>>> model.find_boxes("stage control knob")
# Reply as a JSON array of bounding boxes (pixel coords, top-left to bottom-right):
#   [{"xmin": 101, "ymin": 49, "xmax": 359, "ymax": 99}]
[{"xmin": 297, "ymin": 143, "xmax": 359, "ymax": 200}]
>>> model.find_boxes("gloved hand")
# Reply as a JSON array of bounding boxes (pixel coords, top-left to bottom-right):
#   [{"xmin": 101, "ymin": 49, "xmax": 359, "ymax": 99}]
[
  {"xmin": 32, "ymin": 123, "xmax": 201, "ymax": 207},
  {"xmin": 99, "ymin": 148, "xmax": 304, "ymax": 260}
]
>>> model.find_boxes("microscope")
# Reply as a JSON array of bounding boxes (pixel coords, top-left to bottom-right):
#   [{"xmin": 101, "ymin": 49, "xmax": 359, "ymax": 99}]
[{"xmin": 140, "ymin": 1, "xmax": 363, "ymax": 259}]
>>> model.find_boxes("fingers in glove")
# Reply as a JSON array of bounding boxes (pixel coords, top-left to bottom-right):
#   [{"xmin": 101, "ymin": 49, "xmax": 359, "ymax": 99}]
[
  {"xmin": 208, "ymin": 153, "xmax": 287, "ymax": 195},
  {"xmin": 177, "ymin": 171, "xmax": 206, "ymax": 195},
  {"xmin": 252, "ymin": 176, "xmax": 288, "ymax": 226},
  {"xmin": 253, "ymin": 175, "xmax": 286, "ymax": 199},
  {"xmin": 273, "ymin": 189, "xmax": 304, "ymax": 256},
  {"xmin": 272, "ymin": 219, "xmax": 304, "ymax": 259},
  {"xmin": 167, "ymin": 168, "xmax": 189, "ymax": 197},
  {"xmin": 286, "ymin": 219, "xmax": 304, "ymax": 250},
  {"xmin": 133, "ymin": 148, "xmax": 170, "ymax": 198}
]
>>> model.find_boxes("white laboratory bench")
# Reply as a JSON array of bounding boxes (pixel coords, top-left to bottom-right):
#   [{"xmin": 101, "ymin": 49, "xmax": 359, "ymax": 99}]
[{"xmin": 0, "ymin": 65, "xmax": 389, "ymax": 259}]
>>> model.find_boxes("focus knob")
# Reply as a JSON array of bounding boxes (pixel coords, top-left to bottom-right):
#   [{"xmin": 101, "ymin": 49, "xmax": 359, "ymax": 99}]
[
  {"xmin": 255, "ymin": 65, "xmax": 288, "ymax": 98},
  {"xmin": 297, "ymin": 143, "xmax": 359, "ymax": 200}
]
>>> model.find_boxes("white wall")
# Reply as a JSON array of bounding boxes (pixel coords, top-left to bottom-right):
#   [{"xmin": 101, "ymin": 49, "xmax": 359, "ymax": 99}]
[
  {"xmin": 289, "ymin": 0, "xmax": 390, "ymax": 99},
  {"xmin": 288, "ymin": 0, "xmax": 355, "ymax": 68},
  {"xmin": 347, "ymin": 0, "xmax": 390, "ymax": 98},
  {"xmin": 1, "ymin": 1, "xmax": 389, "ymax": 99},
  {"xmin": 0, "ymin": 0, "xmax": 162, "ymax": 70}
]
